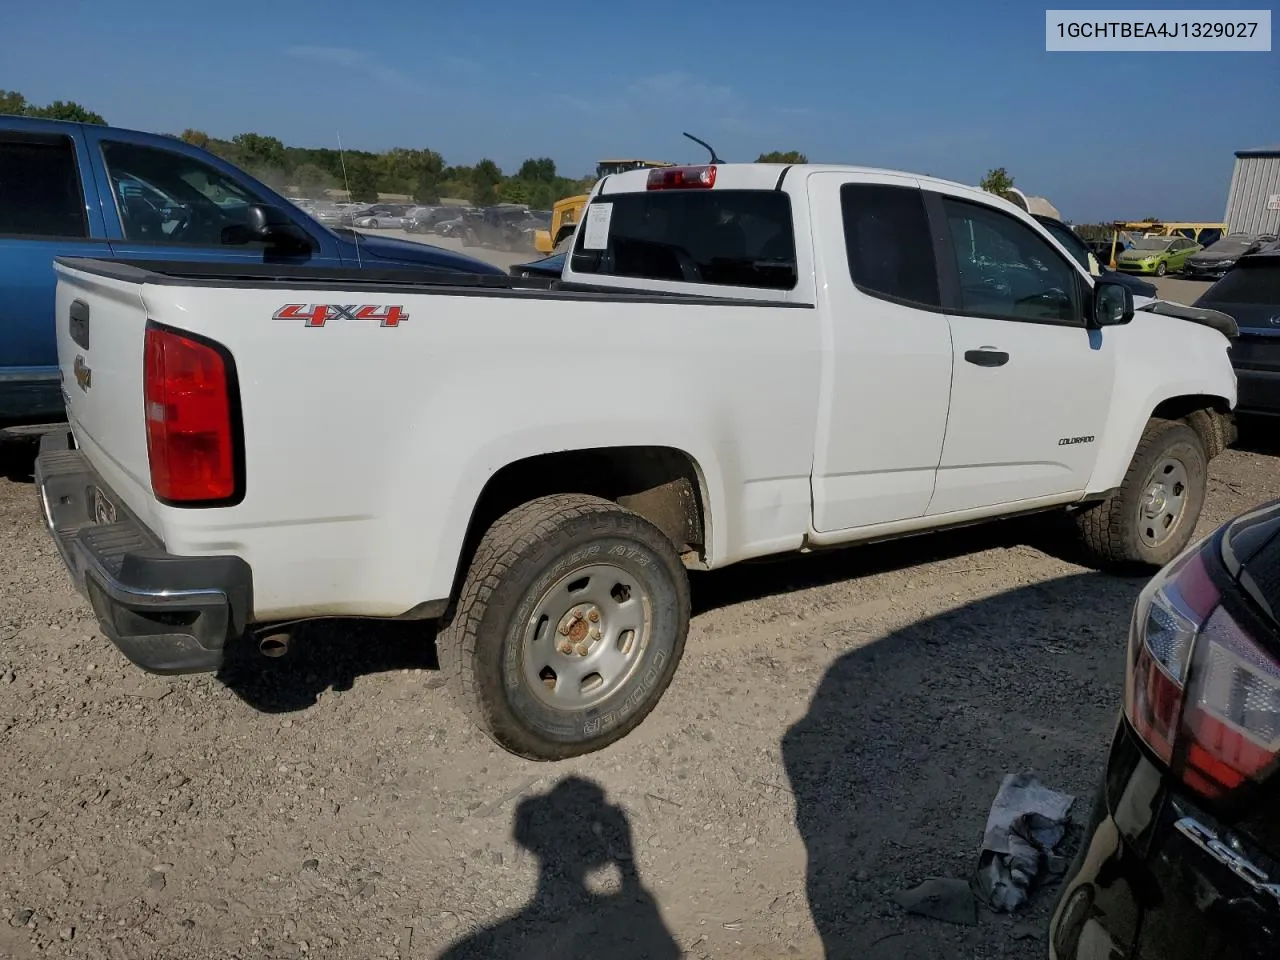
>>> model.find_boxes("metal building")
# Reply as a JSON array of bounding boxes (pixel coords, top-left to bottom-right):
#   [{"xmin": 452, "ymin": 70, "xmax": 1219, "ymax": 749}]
[{"xmin": 1224, "ymin": 146, "xmax": 1280, "ymax": 235}]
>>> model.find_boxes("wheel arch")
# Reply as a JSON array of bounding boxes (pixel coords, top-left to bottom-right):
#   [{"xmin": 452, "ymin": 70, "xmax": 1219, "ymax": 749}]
[
  {"xmin": 1087, "ymin": 389, "xmax": 1234, "ymax": 495},
  {"xmin": 442, "ymin": 445, "xmax": 715, "ymax": 615}
]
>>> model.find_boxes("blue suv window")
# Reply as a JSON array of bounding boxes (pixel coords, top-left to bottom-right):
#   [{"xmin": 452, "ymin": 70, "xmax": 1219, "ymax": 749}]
[
  {"xmin": 101, "ymin": 140, "xmax": 277, "ymax": 247},
  {"xmin": 0, "ymin": 135, "xmax": 87, "ymax": 238}
]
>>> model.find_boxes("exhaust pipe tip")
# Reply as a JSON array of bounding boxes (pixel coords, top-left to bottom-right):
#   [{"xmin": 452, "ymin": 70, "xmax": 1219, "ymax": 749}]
[{"xmin": 257, "ymin": 632, "xmax": 291, "ymax": 659}]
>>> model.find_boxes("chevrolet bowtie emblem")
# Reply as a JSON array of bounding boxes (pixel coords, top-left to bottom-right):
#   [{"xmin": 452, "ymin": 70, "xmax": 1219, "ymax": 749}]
[{"xmin": 73, "ymin": 355, "xmax": 92, "ymax": 392}]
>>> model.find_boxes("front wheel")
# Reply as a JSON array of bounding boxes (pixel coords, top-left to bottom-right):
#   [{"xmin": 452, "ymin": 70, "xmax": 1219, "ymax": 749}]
[
  {"xmin": 1073, "ymin": 420, "xmax": 1207, "ymax": 569},
  {"xmin": 436, "ymin": 494, "xmax": 690, "ymax": 760},
  {"xmin": 1155, "ymin": 261, "xmax": 1167, "ymax": 276}
]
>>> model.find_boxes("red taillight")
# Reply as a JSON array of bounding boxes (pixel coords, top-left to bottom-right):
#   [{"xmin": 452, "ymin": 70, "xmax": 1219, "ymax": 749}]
[
  {"xmin": 1124, "ymin": 538, "xmax": 1280, "ymax": 799},
  {"xmin": 646, "ymin": 165, "xmax": 716, "ymax": 190},
  {"xmin": 143, "ymin": 324, "xmax": 239, "ymax": 504}
]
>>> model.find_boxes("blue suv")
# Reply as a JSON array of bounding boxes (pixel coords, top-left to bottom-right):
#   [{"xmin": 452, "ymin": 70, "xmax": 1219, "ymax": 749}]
[{"xmin": 0, "ymin": 116, "xmax": 501, "ymax": 421}]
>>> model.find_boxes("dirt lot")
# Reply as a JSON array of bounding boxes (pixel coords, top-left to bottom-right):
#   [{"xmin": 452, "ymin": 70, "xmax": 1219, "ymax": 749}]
[{"xmin": 0, "ymin": 270, "xmax": 1267, "ymax": 959}]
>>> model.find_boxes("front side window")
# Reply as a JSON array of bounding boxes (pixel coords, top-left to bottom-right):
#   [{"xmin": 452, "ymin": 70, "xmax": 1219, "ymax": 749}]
[
  {"xmin": 941, "ymin": 197, "xmax": 1081, "ymax": 325},
  {"xmin": 0, "ymin": 135, "xmax": 87, "ymax": 238},
  {"xmin": 101, "ymin": 140, "xmax": 278, "ymax": 246},
  {"xmin": 571, "ymin": 189, "xmax": 797, "ymax": 290},
  {"xmin": 1036, "ymin": 218, "xmax": 1092, "ymax": 272},
  {"xmin": 840, "ymin": 183, "xmax": 940, "ymax": 307}
]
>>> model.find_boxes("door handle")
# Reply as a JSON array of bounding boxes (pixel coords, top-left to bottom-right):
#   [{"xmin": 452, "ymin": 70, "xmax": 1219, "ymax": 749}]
[{"xmin": 964, "ymin": 348, "xmax": 1009, "ymax": 367}]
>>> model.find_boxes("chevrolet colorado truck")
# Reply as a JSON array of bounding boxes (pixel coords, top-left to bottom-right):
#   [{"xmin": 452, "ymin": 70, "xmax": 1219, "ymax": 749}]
[
  {"xmin": 36, "ymin": 162, "xmax": 1238, "ymax": 760},
  {"xmin": 0, "ymin": 116, "xmax": 500, "ymax": 421}
]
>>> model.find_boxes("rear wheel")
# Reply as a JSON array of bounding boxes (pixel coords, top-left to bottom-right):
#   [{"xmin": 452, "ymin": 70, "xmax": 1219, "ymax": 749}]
[
  {"xmin": 436, "ymin": 494, "xmax": 690, "ymax": 760},
  {"xmin": 1073, "ymin": 420, "xmax": 1207, "ymax": 569}
]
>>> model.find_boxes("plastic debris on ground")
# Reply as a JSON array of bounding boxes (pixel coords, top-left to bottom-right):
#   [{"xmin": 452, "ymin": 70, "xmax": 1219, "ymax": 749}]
[
  {"xmin": 973, "ymin": 772, "xmax": 1075, "ymax": 912},
  {"xmin": 892, "ymin": 877, "xmax": 977, "ymax": 925}
]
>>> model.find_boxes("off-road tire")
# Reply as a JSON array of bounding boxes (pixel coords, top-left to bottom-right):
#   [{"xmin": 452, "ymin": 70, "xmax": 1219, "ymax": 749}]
[
  {"xmin": 436, "ymin": 494, "xmax": 690, "ymax": 760},
  {"xmin": 1073, "ymin": 420, "xmax": 1207, "ymax": 569}
]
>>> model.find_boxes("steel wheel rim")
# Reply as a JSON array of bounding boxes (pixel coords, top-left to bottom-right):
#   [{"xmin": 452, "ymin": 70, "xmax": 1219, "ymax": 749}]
[
  {"xmin": 522, "ymin": 562, "xmax": 651, "ymax": 711},
  {"xmin": 1138, "ymin": 456, "xmax": 1189, "ymax": 547}
]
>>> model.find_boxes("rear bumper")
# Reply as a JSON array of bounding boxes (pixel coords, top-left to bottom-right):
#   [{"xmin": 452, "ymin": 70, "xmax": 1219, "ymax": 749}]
[
  {"xmin": 1182, "ymin": 264, "xmax": 1229, "ymax": 280},
  {"xmin": 34, "ymin": 430, "xmax": 252, "ymax": 674},
  {"xmin": 1049, "ymin": 717, "xmax": 1280, "ymax": 959}
]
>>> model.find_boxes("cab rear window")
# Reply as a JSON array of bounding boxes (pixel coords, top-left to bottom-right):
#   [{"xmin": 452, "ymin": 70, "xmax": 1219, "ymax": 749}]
[{"xmin": 569, "ymin": 190, "xmax": 797, "ymax": 290}]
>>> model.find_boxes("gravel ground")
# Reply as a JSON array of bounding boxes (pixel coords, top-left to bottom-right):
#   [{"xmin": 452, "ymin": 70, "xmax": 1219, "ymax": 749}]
[{"xmin": 2, "ymin": 376, "xmax": 1275, "ymax": 955}]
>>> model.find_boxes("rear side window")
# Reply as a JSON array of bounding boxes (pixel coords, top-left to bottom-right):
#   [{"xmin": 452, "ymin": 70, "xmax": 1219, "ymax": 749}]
[
  {"xmin": 840, "ymin": 184, "xmax": 940, "ymax": 307},
  {"xmin": 1202, "ymin": 261, "xmax": 1280, "ymax": 304},
  {"xmin": 570, "ymin": 190, "xmax": 797, "ymax": 290},
  {"xmin": 0, "ymin": 135, "xmax": 88, "ymax": 238}
]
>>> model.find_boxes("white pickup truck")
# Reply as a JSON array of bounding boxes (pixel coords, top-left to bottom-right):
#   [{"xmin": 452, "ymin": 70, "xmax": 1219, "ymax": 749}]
[{"xmin": 37, "ymin": 162, "xmax": 1238, "ymax": 760}]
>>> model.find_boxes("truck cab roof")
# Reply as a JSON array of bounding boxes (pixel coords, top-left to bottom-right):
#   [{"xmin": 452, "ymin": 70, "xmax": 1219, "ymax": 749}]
[{"xmin": 596, "ymin": 161, "xmax": 1014, "ymax": 210}]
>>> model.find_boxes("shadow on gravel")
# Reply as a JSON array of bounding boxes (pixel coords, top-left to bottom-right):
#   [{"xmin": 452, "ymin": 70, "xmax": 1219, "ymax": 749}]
[
  {"xmin": 217, "ymin": 618, "xmax": 439, "ymax": 713},
  {"xmin": 781, "ymin": 571, "xmax": 1145, "ymax": 959},
  {"xmin": 436, "ymin": 776, "xmax": 680, "ymax": 960},
  {"xmin": 691, "ymin": 513, "xmax": 1075, "ymax": 615},
  {"xmin": 1232, "ymin": 416, "xmax": 1280, "ymax": 457},
  {"xmin": 0, "ymin": 433, "xmax": 39, "ymax": 483}
]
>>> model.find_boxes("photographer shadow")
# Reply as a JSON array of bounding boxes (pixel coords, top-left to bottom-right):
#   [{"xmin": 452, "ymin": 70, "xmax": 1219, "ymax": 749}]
[{"xmin": 437, "ymin": 776, "xmax": 680, "ymax": 960}]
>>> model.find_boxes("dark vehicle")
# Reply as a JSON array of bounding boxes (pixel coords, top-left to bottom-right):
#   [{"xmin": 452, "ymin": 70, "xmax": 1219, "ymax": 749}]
[
  {"xmin": 339, "ymin": 203, "xmax": 410, "ymax": 228},
  {"xmin": 403, "ymin": 206, "xmax": 464, "ymax": 234},
  {"xmin": 1087, "ymin": 236, "xmax": 1130, "ymax": 263},
  {"xmin": 462, "ymin": 205, "xmax": 540, "ymax": 251},
  {"xmin": 1034, "ymin": 215, "xmax": 1160, "ymax": 299},
  {"xmin": 510, "ymin": 251, "xmax": 566, "ymax": 279},
  {"xmin": 1193, "ymin": 251, "xmax": 1280, "ymax": 416},
  {"xmin": 1184, "ymin": 232, "xmax": 1272, "ymax": 281},
  {"xmin": 1049, "ymin": 498, "xmax": 1280, "ymax": 960}
]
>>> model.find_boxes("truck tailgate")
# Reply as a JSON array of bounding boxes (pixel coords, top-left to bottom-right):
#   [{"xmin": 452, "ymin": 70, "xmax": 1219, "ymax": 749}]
[{"xmin": 53, "ymin": 262, "xmax": 160, "ymax": 533}]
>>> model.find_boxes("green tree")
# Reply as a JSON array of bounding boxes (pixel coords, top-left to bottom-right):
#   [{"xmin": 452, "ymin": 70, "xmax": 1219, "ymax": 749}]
[
  {"xmin": 471, "ymin": 158, "xmax": 503, "ymax": 206},
  {"xmin": 231, "ymin": 133, "xmax": 288, "ymax": 172},
  {"xmin": 345, "ymin": 161, "xmax": 380, "ymax": 202},
  {"xmin": 292, "ymin": 163, "xmax": 335, "ymax": 199},
  {"xmin": 517, "ymin": 157, "xmax": 557, "ymax": 182},
  {"xmin": 756, "ymin": 150, "xmax": 807, "ymax": 164},
  {"xmin": 380, "ymin": 147, "xmax": 445, "ymax": 202},
  {"xmin": 980, "ymin": 167, "xmax": 1015, "ymax": 195},
  {"xmin": 1141, "ymin": 215, "xmax": 1162, "ymax": 224},
  {"xmin": 181, "ymin": 129, "xmax": 211, "ymax": 149},
  {"xmin": 25, "ymin": 100, "xmax": 106, "ymax": 124},
  {"xmin": 499, "ymin": 179, "xmax": 531, "ymax": 204},
  {"xmin": 0, "ymin": 90, "xmax": 29, "ymax": 116}
]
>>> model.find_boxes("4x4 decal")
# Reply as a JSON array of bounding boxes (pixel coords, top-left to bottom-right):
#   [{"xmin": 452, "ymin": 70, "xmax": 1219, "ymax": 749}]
[{"xmin": 272, "ymin": 304, "xmax": 409, "ymax": 328}]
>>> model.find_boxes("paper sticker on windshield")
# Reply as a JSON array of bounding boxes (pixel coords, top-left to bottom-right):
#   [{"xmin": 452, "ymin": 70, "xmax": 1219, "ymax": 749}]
[
  {"xmin": 272, "ymin": 304, "xmax": 409, "ymax": 328},
  {"xmin": 582, "ymin": 203, "xmax": 613, "ymax": 250}
]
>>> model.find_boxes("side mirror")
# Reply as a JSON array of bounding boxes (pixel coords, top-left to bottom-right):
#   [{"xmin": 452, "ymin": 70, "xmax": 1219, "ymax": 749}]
[
  {"xmin": 1091, "ymin": 280, "xmax": 1133, "ymax": 328},
  {"xmin": 223, "ymin": 204, "xmax": 312, "ymax": 250}
]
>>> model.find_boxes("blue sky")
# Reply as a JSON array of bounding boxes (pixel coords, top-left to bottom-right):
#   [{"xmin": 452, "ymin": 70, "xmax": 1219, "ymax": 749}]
[{"xmin": 6, "ymin": 0, "xmax": 1277, "ymax": 221}]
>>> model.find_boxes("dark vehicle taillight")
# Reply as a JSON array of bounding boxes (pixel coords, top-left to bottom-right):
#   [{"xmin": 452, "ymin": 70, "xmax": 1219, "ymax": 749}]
[
  {"xmin": 1125, "ymin": 539, "xmax": 1280, "ymax": 799},
  {"xmin": 143, "ymin": 323, "xmax": 241, "ymax": 505}
]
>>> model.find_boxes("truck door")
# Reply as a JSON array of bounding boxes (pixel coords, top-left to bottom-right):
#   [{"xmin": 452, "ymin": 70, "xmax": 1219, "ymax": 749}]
[
  {"xmin": 924, "ymin": 189, "xmax": 1114, "ymax": 515},
  {"xmin": 0, "ymin": 124, "xmax": 110, "ymax": 415},
  {"xmin": 80, "ymin": 128, "xmax": 340, "ymax": 267},
  {"xmin": 806, "ymin": 172, "xmax": 954, "ymax": 532}
]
